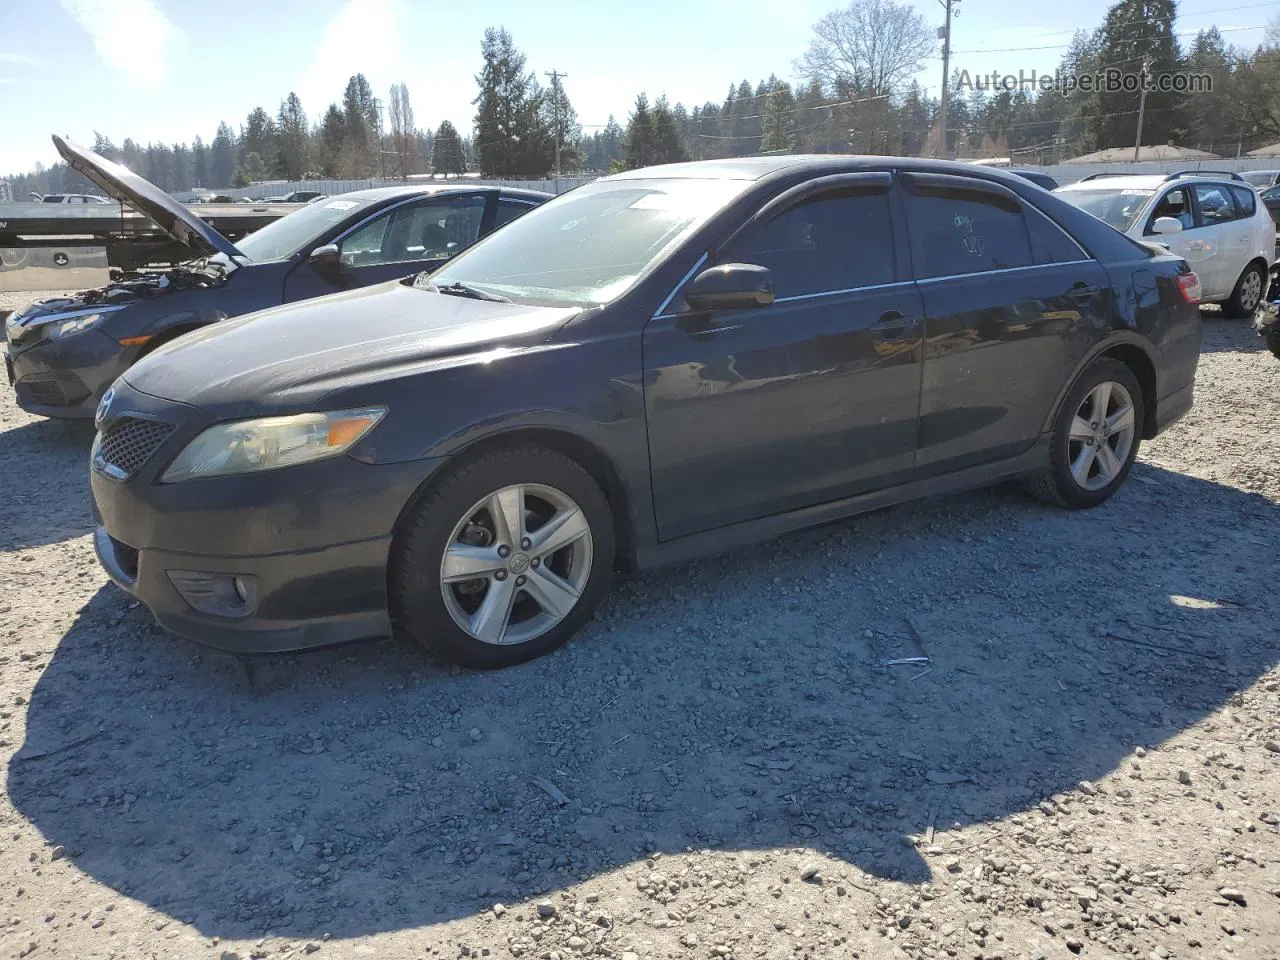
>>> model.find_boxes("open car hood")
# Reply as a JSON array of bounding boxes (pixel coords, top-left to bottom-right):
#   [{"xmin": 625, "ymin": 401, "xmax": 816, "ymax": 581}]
[{"xmin": 53, "ymin": 134, "xmax": 244, "ymax": 260}]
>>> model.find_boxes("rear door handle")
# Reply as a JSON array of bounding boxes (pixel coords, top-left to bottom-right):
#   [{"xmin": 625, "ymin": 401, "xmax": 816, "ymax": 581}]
[
  {"xmin": 876, "ymin": 310, "xmax": 915, "ymax": 343},
  {"xmin": 1067, "ymin": 285, "xmax": 1102, "ymax": 304}
]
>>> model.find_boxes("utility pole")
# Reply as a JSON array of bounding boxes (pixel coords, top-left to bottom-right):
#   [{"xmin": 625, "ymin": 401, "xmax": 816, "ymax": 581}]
[
  {"xmin": 545, "ymin": 70, "xmax": 567, "ymax": 177},
  {"xmin": 1133, "ymin": 56, "xmax": 1152, "ymax": 162},
  {"xmin": 937, "ymin": 0, "xmax": 959, "ymax": 159}
]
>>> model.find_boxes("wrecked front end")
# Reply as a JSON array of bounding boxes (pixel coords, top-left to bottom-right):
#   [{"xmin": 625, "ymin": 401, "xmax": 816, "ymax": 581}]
[
  {"xmin": 3, "ymin": 261, "xmax": 234, "ymax": 418},
  {"xmin": 1258, "ymin": 264, "xmax": 1280, "ymax": 360}
]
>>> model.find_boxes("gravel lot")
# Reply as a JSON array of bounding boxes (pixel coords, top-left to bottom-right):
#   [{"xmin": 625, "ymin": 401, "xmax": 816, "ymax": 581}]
[{"xmin": 1, "ymin": 289, "xmax": 1278, "ymax": 960}]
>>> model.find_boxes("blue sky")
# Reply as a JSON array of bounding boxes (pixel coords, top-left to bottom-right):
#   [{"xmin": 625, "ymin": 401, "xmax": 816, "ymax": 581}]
[{"xmin": 0, "ymin": 0, "xmax": 1274, "ymax": 176}]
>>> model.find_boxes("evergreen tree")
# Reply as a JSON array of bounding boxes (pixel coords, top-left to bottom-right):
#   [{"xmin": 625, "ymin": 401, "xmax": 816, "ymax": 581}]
[
  {"xmin": 761, "ymin": 84, "xmax": 796, "ymax": 152},
  {"xmin": 240, "ymin": 107, "xmax": 278, "ymax": 176},
  {"xmin": 1090, "ymin": 0, "xmax": 1184, "ymax": 150},
  {"xmin": 624, "ymin": 93, "xmax": 656, "ymax": 168},
  {"xmin": 275, "ymin": 92, "xmax": 309, "ymax": 180},
  {"xmin": 432, "ymin": 120, "xmax": 467, "ymax": 177},
  {"xmin": 317, "ymin": 105, "xmax": 347, "ymax": 177},
  {"xmin": 170, "ymin": 143, "xmax": 191, "ymax": 190},
  {"xmin": 341, "ymin": 74, "xmax": 378, "ymax": 176},
  {"xmin": 191, "ymin": 135, "xmax": 209, "ymax": 188},
  {"xmin": 651, "ymin": 95, "xmax": 689, "ymax": 164},
  {"xmin": 210, "ymin": 122, "xmax": 236, "ymax": 188},
  {"xmin": 235, "ymin": 150, "xmax": 268, "ymax": 186},
  {"xmin": 473, "ymin": 27, "xmax": 554, "ymax": 177},
  {"xmin": 541, "ymin": 78, "xmax": 584, "ymax": 173},
  {"xmin": 145, "ymin": 143, "xmax": 172, "ymax": 190},
  {"xmin": 91, "ymin": 132, "xmax": 119, "ymax": 161}
]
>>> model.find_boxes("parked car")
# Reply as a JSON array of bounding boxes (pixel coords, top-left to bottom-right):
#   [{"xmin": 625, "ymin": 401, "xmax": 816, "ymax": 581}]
[
  {"xmin": 36, "ymin": 193, "xmax": 114, "ymax": 204},
  {"xmin": 1241, "ymin": 169, "xmax": 1280, "ymax": 190},
  {"xmin": 1055, "ymin": 171, "xmax": 1275, "ymax": 316},
  {"xmin": 1261, "ymin": 183, "xmax": 1280, "ymax": 227},
  {"xmin": 88, "ymin": 156, "xmax": 1203, "ymax": 669},
  {"xmin": 2, "ymin": 135, "xmax": 550, "ymax": 418},
  {"xmin": 1009, "ymin": 169, "xmax": 1059, "ymax": 190}
]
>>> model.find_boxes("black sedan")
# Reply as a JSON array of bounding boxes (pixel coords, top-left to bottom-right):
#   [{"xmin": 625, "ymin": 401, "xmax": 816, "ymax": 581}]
[
  {"xmin": 90, "ymin": 155, "xmax": 1203, "ymax": 669},
  {"xmin": 2, "ymin": 135, "xmax": 549, "ymax": 418}
]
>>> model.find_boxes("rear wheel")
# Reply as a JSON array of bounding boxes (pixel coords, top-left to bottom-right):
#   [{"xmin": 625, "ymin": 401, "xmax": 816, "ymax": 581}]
[
  {"xmin": 389, "ymin": 447, "xmax": 615, "ymax": 669},
  {"xmin": 1025, "ymin": 358, "xmax": 1144, "ymax": 509},
  {"xmin": 1222, "ymin": 262, "xmax": 1266, "ymax": 319}
]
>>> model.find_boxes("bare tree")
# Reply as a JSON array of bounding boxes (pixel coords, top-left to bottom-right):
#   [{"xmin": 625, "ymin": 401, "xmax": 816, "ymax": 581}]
[
  {"xmin": 797, "ymin": 0, "xmax": 933, "ymax": 96},
  {"xmin": 387, "ymin": 82, "xmax": 417, "ymax": 178}
]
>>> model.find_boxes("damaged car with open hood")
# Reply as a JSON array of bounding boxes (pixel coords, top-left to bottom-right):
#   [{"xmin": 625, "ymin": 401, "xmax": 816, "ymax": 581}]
[{"xmin": 2, "ymin": 135, "xmax": 550, "ymax": 419}]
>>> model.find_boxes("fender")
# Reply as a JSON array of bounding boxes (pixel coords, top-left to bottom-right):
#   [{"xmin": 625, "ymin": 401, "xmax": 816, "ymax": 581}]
[{"xmin": 1037, "ymin": 330, "xmax": 1159, "ymax": 436}]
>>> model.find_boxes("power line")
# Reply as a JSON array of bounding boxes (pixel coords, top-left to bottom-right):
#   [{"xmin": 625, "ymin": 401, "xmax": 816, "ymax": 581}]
[{"xmin": 952, "ymin": 21, "xmax": 1270, "ymax": 54}]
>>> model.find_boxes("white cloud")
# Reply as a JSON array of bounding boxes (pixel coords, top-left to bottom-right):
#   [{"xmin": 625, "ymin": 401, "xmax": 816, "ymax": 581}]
[
  {"xmin": 60, "ymin": 0, "xmax": 183, "ymax": 90},
  {"xmin": 297, "ymin": 0, "xmax": 408, "ymax": 116},
  {"xmin": 0, "ymin": 53, "xmax": 38, "ymax": 65}
]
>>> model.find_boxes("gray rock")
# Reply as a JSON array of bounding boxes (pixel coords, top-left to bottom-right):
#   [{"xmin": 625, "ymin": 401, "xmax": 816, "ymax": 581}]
[
  {"xmin": 537, "ymin": 900, "xmax": 557, "ymax": 919},
  {"xmin": 800, "ymin": 863, "xmax": 823, "ymax": 883},
  {"xmin": 1177, "ymin": 769, "xmax": 1192, "ymax": 785}
]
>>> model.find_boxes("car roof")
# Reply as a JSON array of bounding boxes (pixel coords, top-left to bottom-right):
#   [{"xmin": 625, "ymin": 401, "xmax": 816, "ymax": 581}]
[
  {"xmin": 599, "ymin": 154, "xmax": 1083, "ymax": 191},
  {"xmin": 1056, "ymin": 175, "xmax": 1169, "ymax": 191},
  {"xmin": 330, "ymin": 184, "xmax": 553, "ymax": 203}
]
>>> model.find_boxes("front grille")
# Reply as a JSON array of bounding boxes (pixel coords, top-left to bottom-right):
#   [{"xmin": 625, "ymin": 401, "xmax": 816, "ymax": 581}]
[{"xmin": 97, "ymin": 416, "xmax": 174, "ymax": 478}]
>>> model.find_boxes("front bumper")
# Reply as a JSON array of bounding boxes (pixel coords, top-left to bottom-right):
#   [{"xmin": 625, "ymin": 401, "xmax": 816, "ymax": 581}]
[
  {"xmin": 90, "ymin": 380, "xmax": 447, "ymax": 654},
  {"xmin": 94, "ymin": 525, "xmax": 398, "ymax": 653},
  {"xmin": 6, "ymin": 328, "xmax": 130, "ymax": 418}
]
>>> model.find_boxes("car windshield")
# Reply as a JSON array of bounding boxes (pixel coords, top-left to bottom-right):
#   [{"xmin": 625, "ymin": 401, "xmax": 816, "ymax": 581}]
[
  {"xmin": 1242, "ymin": 171, "xmax": 1277, "ymax": 188},
  {"xmin": 234, "ymin": 196, "xmax": 375, "ymax": 262},
  {"xmin": 424, "ymin": 177, "xmax": 752, "ymax": 307},
  {"xmin": 1057, "ymin": 188, "xmax": 1154, "ymax": 232}
]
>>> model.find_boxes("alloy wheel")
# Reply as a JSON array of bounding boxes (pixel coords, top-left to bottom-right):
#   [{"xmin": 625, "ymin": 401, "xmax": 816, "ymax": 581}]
[
  {"xmin": 1068, "ymin": 380, "xmax": 1136, "ymax": 492},
  {"xmin": 439, "ymin": 483, "xmax": 593, "ymax": 646}
]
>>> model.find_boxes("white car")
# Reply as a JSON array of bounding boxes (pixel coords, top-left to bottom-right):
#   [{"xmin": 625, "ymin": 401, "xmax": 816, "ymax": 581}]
[{"xmin": 1055, "ymin": 171, "xmax": 1275, "ymax": 317}]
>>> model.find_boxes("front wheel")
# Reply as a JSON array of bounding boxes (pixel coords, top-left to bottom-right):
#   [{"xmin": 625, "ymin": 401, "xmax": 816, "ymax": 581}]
[
  {"xmin": 1025, "ymin": 357, "xmax": 1144, "ymax": 509},
  {"xmin": 389, "ymin": 447, "xmax": 616, "ymax": 669}
]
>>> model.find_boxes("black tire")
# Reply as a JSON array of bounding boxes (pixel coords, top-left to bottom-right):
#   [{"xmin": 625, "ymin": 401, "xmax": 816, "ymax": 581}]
[
  {"xmin": 389, "ymin": 446, "xmax": 616, "ymax": 669},
  {"xmin": 1222, "ymin": 261, "xmax": 1266, "ymax": 319},
  {"xmin": 1024, "ymin": 357, "xmax": 1145, "ymax": 509}
]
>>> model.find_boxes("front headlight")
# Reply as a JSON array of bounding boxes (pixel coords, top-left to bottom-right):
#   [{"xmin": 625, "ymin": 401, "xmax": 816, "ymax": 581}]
[
  {"xmin": 160, "ymin": 407, "xmax": 387, "ymax": 482},
  {"xmin": 47, "ymin": 312, "xmax": 107, "ymax": 340}
]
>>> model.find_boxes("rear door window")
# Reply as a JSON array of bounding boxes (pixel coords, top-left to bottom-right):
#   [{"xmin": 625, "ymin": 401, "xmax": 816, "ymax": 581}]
[
  {"xmin": 1192, "ymin": 184, "xmax": 1238, "ymax": 225},
  {"xmin": 719, "ymin": 189, "xmax": 896, "ymax": 298},
  {"xmin": 901, "ymin": 191, "xmax": 1032, "ymax": 278}
]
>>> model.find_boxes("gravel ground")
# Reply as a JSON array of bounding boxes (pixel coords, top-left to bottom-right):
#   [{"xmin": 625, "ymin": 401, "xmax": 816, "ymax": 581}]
[{"xmin": 1, "ymin": 289, "xmax": 1278, "ymax": 960}]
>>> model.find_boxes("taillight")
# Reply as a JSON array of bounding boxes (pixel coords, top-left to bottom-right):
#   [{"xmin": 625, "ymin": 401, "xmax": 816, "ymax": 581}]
[{"xmin": 1176, "ymin": 272, "xmax": 1202, "ymax": 304}]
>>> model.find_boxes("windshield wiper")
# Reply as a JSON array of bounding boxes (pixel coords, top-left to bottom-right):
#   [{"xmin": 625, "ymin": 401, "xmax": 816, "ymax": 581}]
[{"xmin": 427, "ymin": 280, "xmax": 511, "ymax": 303}]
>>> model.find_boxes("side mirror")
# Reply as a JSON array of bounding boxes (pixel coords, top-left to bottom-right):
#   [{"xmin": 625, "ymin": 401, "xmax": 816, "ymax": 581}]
[
  {"xmin": 1151, "ymin": 216, "xmax": 1183, "ymax": 235},
  {"xmin": 308, "ymin": 243, "xmax": 344, "ymax": 274},
  {"xmin": 683, "ymin": 263, "xmax": 775, "ymax": 311}
]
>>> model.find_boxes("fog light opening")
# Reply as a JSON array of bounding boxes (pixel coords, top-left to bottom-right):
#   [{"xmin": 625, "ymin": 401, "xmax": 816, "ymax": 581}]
[{"xmin": 167, "ymin": 570, "xmax": 259, "ymax": 619}]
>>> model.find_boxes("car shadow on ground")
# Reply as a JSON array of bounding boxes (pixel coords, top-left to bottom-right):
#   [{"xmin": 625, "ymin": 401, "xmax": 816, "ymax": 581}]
[
  {"xmin": 0, "ymin": 417, "xmax": 95, "ymax": 550},
  {"xmin": 8, "ymin": 462, "xmax": 1280, "ymax": 941}
]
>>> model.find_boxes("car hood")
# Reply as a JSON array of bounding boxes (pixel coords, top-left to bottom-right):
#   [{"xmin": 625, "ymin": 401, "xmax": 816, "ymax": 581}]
[
  {"xmin": 53, "ymin": 134, "xmax": 244, "ymax": 260},
  {"xmin": 122, "ymin": 279, "xmax": 580, "ymax": 411}
]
